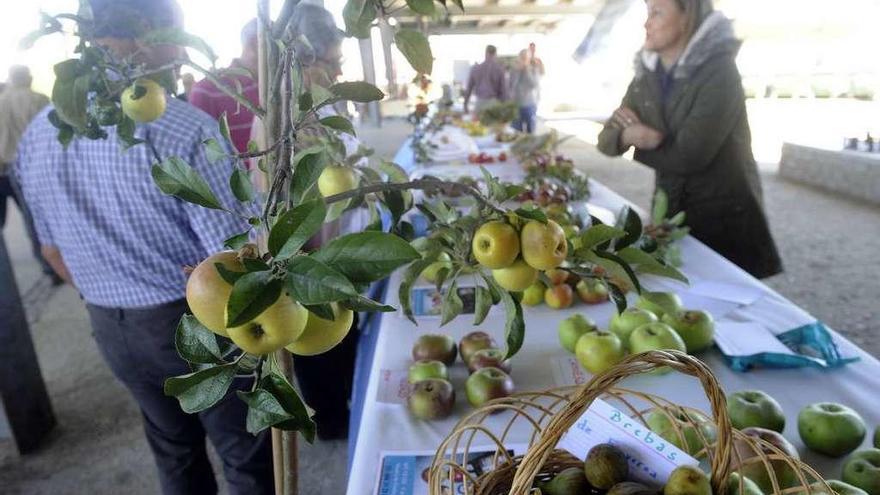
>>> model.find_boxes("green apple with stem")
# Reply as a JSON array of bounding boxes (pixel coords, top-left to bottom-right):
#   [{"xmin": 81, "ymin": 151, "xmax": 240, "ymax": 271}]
[
  {"xmin": 558, "ymin": 314, "xmax": 597, "ymax": 353},
  {"xmin": 664, "ymin": 465, "xmax": 711, "ymax": 495},
  {"xmin": 575, "ymin": 330, "xmax": 625, "ymax": 374},
  {"xmin": 727, "ymin": 390, "xmax": 786, "ymax": 433},
  {"xmin": 609, "ymin": 307, "xmax": 658, "ymax": 348},
  {"xmin": 636, "ymin": 291, "xmax": 683, "ymax": 318},
  {"xmin": 842, "ymin": 448, "xmax": 880, "ymax": 495},
  {"xmin": 661, "ymin": 310, "xmax": 715, "ymax": 353},
  {"xmin": 628, "ymin": 322, "xmax": 686, "ymax": 374},
  {"xmin": 407, "ymin": 379, "xmax": 455, "ymax": 420},
  {"xmin": 408, "ymin": 360, "xmax": 448, "ymax": 383},
  {"xmin": 317, "ymin": 164, "xmax": 358, "ymax": 197},
  {"xmin": 799, "ymin": 403, "xmax": 866, "ymax": 457},
  {"xmin": 225, "ymin": 294, "xmax": 309, "ymax": 355},
  {"xmin": 459, "ymin": 331, "xmax": 497, "ymax": 365},
  {"xmin": 472, "ymin": 220, "xmax": 520, "ymax": 269},
  {"xmin": 467, "ymin": 348, "xmax": 511, "ymax": 374},
  {"xmin": 465, "ymin": 367, "xmax": 514, "ymax": 407},
  {"xmin": 412, "ymin": 334, "xmax": 457, "ymax": 365}
]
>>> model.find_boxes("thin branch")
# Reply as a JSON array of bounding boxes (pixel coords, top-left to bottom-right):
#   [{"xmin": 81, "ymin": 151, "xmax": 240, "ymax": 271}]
[
  {"xmin": 272, "ymin": 0, "xmax": 301, "ymax": 38},
  {"xmin": 236, "ymin": 137, "xmax": 286, "ymax": 159},
  {"xmin": 323, "ymin": 178, "xmax": 504, "ymax": 214}
]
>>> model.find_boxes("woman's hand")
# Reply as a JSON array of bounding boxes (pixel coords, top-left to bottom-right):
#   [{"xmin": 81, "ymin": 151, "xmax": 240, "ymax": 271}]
[
  {"xmin": 621, "ymin": 123, "xmax": 664, "ymax": 150},
  {"xmin": 610, "ymin": 107, "xmax": 641, "ymax": 129}
]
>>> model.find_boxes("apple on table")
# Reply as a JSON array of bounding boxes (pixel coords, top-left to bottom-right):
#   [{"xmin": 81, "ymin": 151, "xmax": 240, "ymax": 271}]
[
  {"xmin": 662, "ymin": 309, "xmax": 715, "ymax": 353},
  {"xmin": 407, "ymin": 379, "xmax": 455, "ymax": 420},
  {"xmin": 465, "ymin": 367, "xmax": 514, "ymax": 407},
  {"xmin": 408, "ymin": 360, "xmax": 449, "ymax": 383},
  {"xmin": 558, "ymin": 314, "xmax": 597, "ymax": 353},
  {"xmin": 459, "ymin": 331, "xmax": 497, "ymax": 365},
  {"xmin": 545, "ymin": 284, "xmax": 574, "ymax": 310},
  {"xmin": 799, "ymin": 402, "xmax": 867, "ymax": 457},
  {"xmin": 575, "ymin": 331, "xmax": 625, "ymax": 374},
  {"xmin": 412, "ymin": 334, "xmax": 457, "ymax": 365},
  {"xmin": 576, "ymin": 278, "xmax": 609, "ymax": 304},
  {"xmin": 636, "ymin": 291, "xmax": 683, "ymax": 318},
  {"xmin": 727, "ymin": 390, "xmax": 786, "ymax": 433},
  {"xmin": 609, "ymin": 307, "xmax": 657, "ymax": 348},
  {"xmin": 842, "ymin": 448, "xmax": 880, "ymax": 495}
]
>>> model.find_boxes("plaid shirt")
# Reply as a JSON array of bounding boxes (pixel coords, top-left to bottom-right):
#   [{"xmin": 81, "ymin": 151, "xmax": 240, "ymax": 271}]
[{"xmin": 16, "ymin": 98, "xmax": 253, "ymax": 308}]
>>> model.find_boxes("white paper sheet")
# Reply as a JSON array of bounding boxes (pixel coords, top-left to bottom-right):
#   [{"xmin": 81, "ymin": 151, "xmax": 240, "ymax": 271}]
[{"xmin": 713, "ymin": 321, "xmax": 797, "ymax": 357}]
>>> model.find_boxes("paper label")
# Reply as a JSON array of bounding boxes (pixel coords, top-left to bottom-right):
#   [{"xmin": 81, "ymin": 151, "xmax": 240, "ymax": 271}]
[
  {"xmin": 377, "ymin": 369, "xmax": 411, "ymax": 404},
  {"xmin": 551, "ymin": 355, "xmax": 590, "ymax": 387},
  {"xmin": 409, "ymin": 286, "xmax": 476, "ymax": 318},
  {"xmin": 557, "ymin": 398, "xmax": 699, "ymax": 487}
]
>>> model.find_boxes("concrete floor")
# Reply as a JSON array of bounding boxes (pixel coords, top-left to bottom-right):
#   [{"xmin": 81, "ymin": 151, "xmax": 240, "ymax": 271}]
[{"xmin": 1, "ymin": 117, "xmax": 878, "ymax": 494}]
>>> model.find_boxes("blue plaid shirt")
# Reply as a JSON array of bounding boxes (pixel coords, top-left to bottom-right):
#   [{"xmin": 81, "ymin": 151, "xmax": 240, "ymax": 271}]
[{"xmin": 16, "ymin": 98, "xmax": 253, "ymax": 308}]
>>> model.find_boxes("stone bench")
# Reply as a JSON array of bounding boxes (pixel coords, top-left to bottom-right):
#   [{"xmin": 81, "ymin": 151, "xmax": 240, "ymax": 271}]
[{"xmin": 779, "ymin": 142, "xmax": 880, "ymax": 205}]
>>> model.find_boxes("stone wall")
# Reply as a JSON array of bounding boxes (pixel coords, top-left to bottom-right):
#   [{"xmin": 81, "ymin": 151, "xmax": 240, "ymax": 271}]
[{"xmin": 779, "ymin": 143, "xmax": 880, "ymax": 205}]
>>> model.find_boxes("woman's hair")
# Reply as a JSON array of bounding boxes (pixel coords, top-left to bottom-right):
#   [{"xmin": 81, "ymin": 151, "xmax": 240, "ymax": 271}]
[
  {"xmin": 289, "ymin": 3, "xmax": 345, "ymax": 61},
  {"xmin": 672, "ymin": 0, "xmax": 714, "ymax": 39}
]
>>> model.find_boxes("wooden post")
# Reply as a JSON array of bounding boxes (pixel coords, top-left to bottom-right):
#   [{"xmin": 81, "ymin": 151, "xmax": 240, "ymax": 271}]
[
  {"xmin": 378, "ymin": 18, "xmax": 397, "ymax": 96},
  {"xmin": 358, "ymin": 34, "xmax": 382, "ymax": 127}
]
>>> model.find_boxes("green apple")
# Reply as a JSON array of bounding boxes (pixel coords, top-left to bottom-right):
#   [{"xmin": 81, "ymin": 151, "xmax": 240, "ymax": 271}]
[
  {"xmin": 636, "ymin": 291, "xmax": 683, "ymax": 318},
  {"xmin": 809, "ymin": 480, "xmax": 870, "ymax": 495},
  {"xmin": 121, "ymin": 78, "xmax": 166, "ymax": 123},
  {"xmin": 407, "ymin": 379, "xmax": 455, "ymax": 420},
  {"xmin": 421, "ymin": 252, "xmax": 452, "ymax": 284},
  {"xmin": 727, "ymin": 390, "xmax": 786, "ymax": 433},
  {"xmin": 472, "ymin": 221, "xmax": 520, "ymax": 269},
  {"xmin": 408, "ymin": 360, "xmax": 448, "ymax": 383},
  {"xmin": 575, "ymin": 331, "xmax": 626, "ymax": 374},
  {"xmin": 842, "ymin": 449, "xmax": 880, "ymax": 495},
  {"xmin": 733, "ymin": 426, "xmax": 800, "ymax": 493},
  {"xmin": 465, "ymin": 367, "xmax": 514, "ymax": 407},
  {"xmin": 609, "ymin": 308, "xmax": 658, "ymax": 348},
  {"xmin": 727, "ymin": 473, "xmax": 763, "ymax": 495},
  {"xmin": 661, "ymin": 310, "xmax": 714, "ymax": 353},
  {"xmin": 628, "ymin": 322, "xmax": 686, "ymax": 374},
  {"xmin": 459, "ymin": 331, "xmax": 497, "ymax": 365},
  {"xmin": 558, "ymin": 314, "xmax": 597, "ymax": 353},
  {"xmin": 226, "ymin": 294, "xmax": 309, "ymax": 355},
  {"xmin": 520, "ymin": 219, "xmax": 568, "ymax": 271},
  {"xmin": 664, "ymin": 465, "xmax": 711, "ymax": 495},
  {"xmin": 186, "ymin": 251, "xmax": 244, "ymax": 337},
  {"xmin": 521, "ymin": 282, "xmax": 545, "ymax": 306},
  {"xmin": 492, "ymin": 258, "xmax": 539, "ymax": 292},
  {"xmin": 286, "ymin": 303, "xmax": 353, "ymax": 356},
  {"xmin": 317, "ymin": 164, "xmax": 358, "ymax": 197},
  {"xmin": 545, "ymin": 284, "xmax": 574, "ymax": 310},
  {"xmin": 536, "ymin": 467, "xmax": 590, "ymax": 495},
  {"xmin": 576, "ymin": 278, "xmax": 610, "ymax": 304},
  {"xmin": 646, "ymin": 407, "xmax": 717, "ymax": 458},
  {"xmin": 468, "ymin": 348, "xmax": 511, "ymax": 374},
  {"xmin": 412, "ymin": 334, "xmax": 457, "ymax": 365},
  {"xmin": 584, "ymin": 443, "xmax": 629, "ymax": 489},
  {"xmin": 799, "ymin": 403, "xmax": 866, "ymax": 457}
]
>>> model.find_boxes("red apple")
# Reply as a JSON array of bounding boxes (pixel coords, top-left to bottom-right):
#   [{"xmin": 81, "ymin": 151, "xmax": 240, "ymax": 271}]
[
  {"xmin": 576, "ymin": 279, "xmax": 610, "ymax": 304},
  {"xmin": 545, "ymin": 284, "xmax": 574, "ymax": 310},
  {"xmin": 412, "ymin": 334, "xmax": 457, "ymax": 365},
  {"xmin": 459, "ymin": 331, "xmax": 497, "ymax": 365},
  {"xmin": 467, "ymin": 348, "xmax": 512, "ymax": 374},
  {"xmin": 465, "ymin": 367, "xmax": 515, "ymax": 407}
]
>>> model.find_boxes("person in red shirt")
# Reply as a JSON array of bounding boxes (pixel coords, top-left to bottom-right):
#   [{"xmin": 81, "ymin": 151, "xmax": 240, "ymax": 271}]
[{"xmin": 189, "ymin": 19, "xmax": 260, "ymax": 153}]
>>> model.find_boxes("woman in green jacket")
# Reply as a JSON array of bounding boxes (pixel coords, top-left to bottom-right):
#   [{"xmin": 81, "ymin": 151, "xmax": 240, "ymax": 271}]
[{"xmin": 598, "ymin": 0, "xmax": 782, "ymax": 279}]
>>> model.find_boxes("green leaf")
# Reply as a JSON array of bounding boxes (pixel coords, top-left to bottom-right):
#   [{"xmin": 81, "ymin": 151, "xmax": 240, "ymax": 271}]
[
  {"xmin": 52, "ymin": 58, "xmax": 83, "ymax": 82},
  {"xmin": 614, "ymin": 206, "xmax": 643, "ymax": 250},
  {"xmin": 500, "ymin": 287, "xmax": 525, "ymax": 360},
  {"xmin": 238, "ymin": 373, "xmax": 316, "ymax": 441},
  {"xmin": 578, "ymin": 224, "xmax": 626, "ymax": 251},
  {"xmin": 141, "ymin": 27, "xmax": 218, "ymax": 64},
  {"xmin": 440, "ymin": 280, "xmax": 463, "ymax": 326},
  {"xmin": 304, "ymin": 303, "xmax": 335, "ymax": 321},
  {"xmin": 203, "ymin": 138, "xmax": 227, "ymax": 164},
  {"xmin": 116, "ymin": 115, "xmax": 143, "ymax": 150},
  {"xmin": 652, "ymin": 189, "xmax": 669, "ymax": 226},
  {"xmin": 311, "ymin": 85, "xmax": 334, "ymax": 108},
  {"xmin": 230, "ymin": 168, "xmax": 254, "ymax": 202},
  {"xmin": 669, "ymin": 211, "xmax": 686, "ymax": 227},
  {"xmin": 399, "ymin": 258, "xmax": 434, "ymax": 324},
  {"xmin": 616, "ymin": 247, "xmax": 688, "ymax": 284},
  {"xmin": 341, "ymin": 295, "xmax": 396, "ymax": 313},
  {"xmin": 52, "ymin": 73, "xmax": 90, "ymax": 130},
  {"xmin": 473, "ymin": 286, "xmax": 492, "ymax": 326},
  {"xmin": 151, "ymin": 157, "xmax": 224, "ymax": 210},
  {"xmin": 247, "ymin": 140, "xmax": 259, "ymax": 154},
  {"xmin": 515, "ymin": 207, "xmax": 548, "ymax": 224},
  {"xmin": 342, "ymin": 0, "xmax": 377, "ymax": 38},
  {"xmin": 286, "ymin": 256, "xmax": 359, "ymax": 305},
  {"xmin": 311, "ymin": 232, "xmax": 420, "ymax": 284},
  {"xmin": 218, "ymin": 112, "xmax": 231, "ymax": 142},
  {"xmin": 406, "ymin": 0, "xmax": 436, "ymax": 16},
  {"xmin": 268, "ymin": 199, "xmax": 327, "ymax": 258},
  {"xmin": 225, "ymin": 271, "xmax": 283, "ymax": 328},
  {"xmin": 175, "ymin": 314, "xmax": 224, "ymax": 364},
  {"xmin": 290, "ymin": 148, "xmax": 329, "ymax": 205},
  {"xmin": 164, "ymin": 363, "xmax": 237, "ymax": 413},
  {"xmin": 19, "ymin": 14, "xmax": 63, "ymax": 50},
  {"xmin": 608, "ymin": 283, "xmax": 628, "ymax": 314},
  {"xmin": 330, "ymin": 81, "xmax": 385, "ymax": 103},
  {"xmin": 223, "ymin": 231, "xmax": 250, "ymax": 250},
  {"xmin": 594, "ymin": 251, "xmax": 642, "ymax": 294},
  {"xmin": 213, "ymin": 262, "xmax": 245, "ymax": 285},
  {"xmin": 298, "ymin": 92, "xmax": 313, "ymax": 113},
  {"xmin": 394, "ymin": 29, "xmax": 433, "ymax": 75},
  {"xmin": 320, "ymin": 115, "xmax": 356, "ymax": 136}
]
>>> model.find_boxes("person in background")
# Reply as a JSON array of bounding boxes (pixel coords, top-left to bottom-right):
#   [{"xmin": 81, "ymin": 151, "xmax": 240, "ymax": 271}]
[
  {"xmin": 463, "ymin": 45, "xmax": 508, "ymax": 115},
  {"xmin": 178, "ymin": 72, "xmax": 195, "ymax": 102},
  {"xmin": 597, "ymin": 0, "xmax": 782, "ymax": 279},
  {"xmin": 509, "ymin": 49, "xmax": 540, "ymax": 134},
  {"xmin": 189, "ymin": 19, "xmax": 260, "ymax": 154},
  {"xmin": 15, "ymin": 1, "xmax": 272, "ymax": 493},
  {"xmin": 528, "ymin": 42, "xmax": 545, "ymax": 76},
  {"xmin": 0, "ymin": 65, "xmax": 57, "ymax": 282}
]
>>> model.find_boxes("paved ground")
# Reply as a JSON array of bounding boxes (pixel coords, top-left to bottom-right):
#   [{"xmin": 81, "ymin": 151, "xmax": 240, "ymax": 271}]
[{"xmin": 1, "ymin": 117, "xmax": 878, "ymax": 494}]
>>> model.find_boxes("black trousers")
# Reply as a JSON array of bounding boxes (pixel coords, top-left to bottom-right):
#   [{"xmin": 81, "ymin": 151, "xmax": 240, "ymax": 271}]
[
  {"xmin": 0, "ymin": 174, "xmax": 53, "ymax": 276},
  {"xmin": 86, "ymin": 299, "xmax": 273, "ymax": 495}
]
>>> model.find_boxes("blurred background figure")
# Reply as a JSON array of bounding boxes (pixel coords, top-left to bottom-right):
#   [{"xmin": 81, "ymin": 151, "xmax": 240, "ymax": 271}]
[
  {"xmin": 597, "ymin": 0, "xmax": 782, "ymax": 279},
  {"xmin": 463, "ymin": 45, "xmax": 509, "ymax": 115},
  {"xmin": 0, "ymin": 65, "xmax": 55, "ymax": 282},
  {"xmin": 510, "ymin": 49, "xmax": 541, "ymax": 134},
  {"xmin": 528, "ymin": 42, "xmax": 545, "ymax": 76},
  {"xmin": 189, "ymin": 18, "xmax": 260, "ymax": 153},
  {"xmin": 178, "ymin": 72, "xmax": 195, "ymax": 101}
]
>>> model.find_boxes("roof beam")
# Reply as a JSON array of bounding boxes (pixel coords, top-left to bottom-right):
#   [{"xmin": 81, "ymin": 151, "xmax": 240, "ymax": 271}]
[{"xmin": 393, "ymin": 2, "xmax": 601, "ymax": 21}]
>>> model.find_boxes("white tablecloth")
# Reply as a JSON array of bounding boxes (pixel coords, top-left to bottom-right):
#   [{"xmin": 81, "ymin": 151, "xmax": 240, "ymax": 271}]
[{"xmin": 346, "ymin": 155, "xmax": 880, "ymax": 495}]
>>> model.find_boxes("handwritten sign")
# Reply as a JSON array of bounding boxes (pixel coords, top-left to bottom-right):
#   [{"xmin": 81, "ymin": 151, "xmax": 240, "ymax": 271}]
[
  {"xmin": 557, "ymin": 398, "xmax": 699, "ymax": 487},
  {"xmin": 377, "ymin": 369, "xmax": 411, "ymax": 404},
  {"xmin": 551, "ymin": 356, "xmax": 590, "ymax": 386}
]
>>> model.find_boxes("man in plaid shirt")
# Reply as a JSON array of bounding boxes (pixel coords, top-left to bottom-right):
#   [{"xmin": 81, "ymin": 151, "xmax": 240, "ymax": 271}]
[{"xmin": 15, "ymin": 1, "xmax": 272, "ymax": 493}]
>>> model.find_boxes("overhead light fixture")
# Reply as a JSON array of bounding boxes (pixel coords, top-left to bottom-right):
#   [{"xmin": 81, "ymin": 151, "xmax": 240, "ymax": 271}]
[{"xmin": 388, "ymin": 17, "xmax": 398, "ymax": 26}]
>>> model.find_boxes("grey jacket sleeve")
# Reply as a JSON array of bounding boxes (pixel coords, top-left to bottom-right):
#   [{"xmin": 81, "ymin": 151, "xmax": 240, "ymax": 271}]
[{"xmin": 597, "ymin": 81, "xmax": 636, "ymax": 157}]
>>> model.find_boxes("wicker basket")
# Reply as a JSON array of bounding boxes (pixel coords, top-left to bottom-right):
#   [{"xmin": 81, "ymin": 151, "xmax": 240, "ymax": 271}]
[{"xmin": 428, "ymin": 350, "xmax": 833, "ymax": 495}]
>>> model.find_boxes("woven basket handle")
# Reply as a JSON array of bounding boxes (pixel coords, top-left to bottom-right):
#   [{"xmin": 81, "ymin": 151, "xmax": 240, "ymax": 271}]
[{"xmin": 507, "ymin": 350, "xmax": 733, "ymax": 495}]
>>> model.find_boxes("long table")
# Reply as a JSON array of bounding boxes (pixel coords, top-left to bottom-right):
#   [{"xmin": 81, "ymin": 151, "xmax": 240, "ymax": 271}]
[{"xmin": 345, "ymin": 139, "xmax": 880, "ymax": 494}]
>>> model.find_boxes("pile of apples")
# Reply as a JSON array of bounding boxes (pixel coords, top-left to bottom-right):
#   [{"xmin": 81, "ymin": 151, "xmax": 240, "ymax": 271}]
[
  {"xmin": 457, "ymin": 120, "xmax": 488, "ymax": 137},
  {"xmin": 533, "ymin": 443, "xmax": 718, "ymax": 495},
  {"xmin": 558, "ymin": 291, "xmax": 715, "ymax": 375},
  {"xmin": 406, "ymin": 331, "xmax": 515, "ymax": 421},
  {"xmin": 467, "ymin": 151, "xmax": 508, "ymax": 164}
]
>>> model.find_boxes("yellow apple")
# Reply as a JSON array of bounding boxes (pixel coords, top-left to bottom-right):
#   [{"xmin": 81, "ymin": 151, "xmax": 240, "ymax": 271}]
[
  {"xmin": 492, "ymin": 259, "xmax": 539, "ymax": 292},
  {"xmin": 521, "ymin": 282, "xmax": 545, "ymax": 306},
  {"xmin": 545, "ymin": 284, "xmax": 574, "ymax": 309},
  {"xmin": 121, "ymin": 78, "xmax": 167, "ymax": 123},
  {"xmin": 471, "ymin": 221, "xmax": 520, "ymax": 269},
  {"xmin": 286, "ymin": 303, "xmax": 353, "ymax": 356},
  {"xmin": 226, "ymin": 294, "xmax": 309, "ymax": 355},
  {"xmin": 186, "ymin": 251, "xmax": 245, "ymax": 337},
  {"xmin": 520, "ymin": 220, "xmax": 568, "ymax": 270},
  {"xmin": 317, "ymin": 165, "xmax": 358, "ymax": 197}
]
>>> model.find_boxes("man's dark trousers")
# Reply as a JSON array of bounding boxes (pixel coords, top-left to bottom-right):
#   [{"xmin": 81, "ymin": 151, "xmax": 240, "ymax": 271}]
[{"xmin": 86, "ymin": 299, "xmax": 273, "ymax": 495}]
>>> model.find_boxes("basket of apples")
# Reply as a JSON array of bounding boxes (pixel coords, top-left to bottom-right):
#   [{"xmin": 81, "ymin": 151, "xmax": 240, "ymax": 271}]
[{"xmin": 427, "ymin": 350, "xmax": 840, "ymax": 495}]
